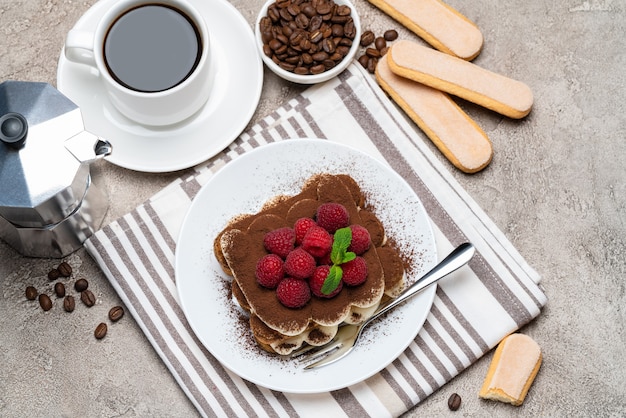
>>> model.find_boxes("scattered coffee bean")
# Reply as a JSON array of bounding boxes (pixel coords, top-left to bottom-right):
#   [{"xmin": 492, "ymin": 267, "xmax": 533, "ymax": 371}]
[
  {"xmin": 54, "ymin": 282, "xmax": 65, "ymax": 298},
  {"xmin": 365, "ymin": 47, "xmax": 381, "ymax": 59},
  {"xmin": 38, "ymin": 294, "xmax": 52, "ymax": 311},
  {"xmin": 448, "ymin": 393, "xmax": 462, "ymax": 411},
  {"xmin": 374, "ymin": 36, "xmax": 387, "ymax": 51},
  {"xmin": 25, "ymin": 286, "xmax": 38, "ymax": 300},
  {"xmin": 383, "ymin": 29, "xmax": 398, "ymax": 41},
  {"xmin": 357, "ymin": 54, "xmax": 369, "ymax": 68},
  {"xmin": 259, "ymin": 0, "xmax": 357, "ymax": 76},
  {"xmin": 57, "ymin": 261, "xmax": 72, "ymax": 277},
  {"xmin": 367, "ymin": 57, "xmax": 377, "ymax": 73},
  {"xmin": 22, "ymin": 260, "xmax": 124, "ymax": 342},
  {"xmin": 94, "ymin": 322, "xmax": 108, "ymax": 339},
  {"xmin": 47, "ymin": 268, "xmax": 60, "ymax": 281},
  {"xmin": 74, "ymin": 278, "xmax": 89, "ymax": 292},
  {"xmin": 108, "ymin": 306, "xmax": 125, "ymax": 322},
  {"xmin": 360, "ymin": 30, "xmax": 375, "ymax": 46},
  {"xmin": 63, "ymin": 295, "xmax": 75, "ymax": 312},
  {"xmin": 80, "ymin": 289, "xmax": 96, "ymax": 307},
  {"xmin": 357, "ymin": 27, "xmax": 399, "ymax": 73}
]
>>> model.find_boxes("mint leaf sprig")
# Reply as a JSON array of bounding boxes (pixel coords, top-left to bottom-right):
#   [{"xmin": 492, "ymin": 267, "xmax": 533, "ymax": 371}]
[{"xmin": 321, "ymin": 227, "xmax": 356, "ymax": 295}]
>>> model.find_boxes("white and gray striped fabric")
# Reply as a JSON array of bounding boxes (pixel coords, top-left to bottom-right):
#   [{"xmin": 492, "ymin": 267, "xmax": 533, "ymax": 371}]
[{"xmin": 84, "ymin": 63, "xmax": 547, "ymax": 418}]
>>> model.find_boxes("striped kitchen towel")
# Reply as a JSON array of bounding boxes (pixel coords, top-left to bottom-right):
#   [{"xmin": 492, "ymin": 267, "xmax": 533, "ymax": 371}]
[{"xmin": 84, "ymin": 63, "xmax": 547, "ymax": 417}]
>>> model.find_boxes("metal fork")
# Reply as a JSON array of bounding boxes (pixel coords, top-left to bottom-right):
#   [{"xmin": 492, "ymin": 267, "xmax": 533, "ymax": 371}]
[{"xmin": 297, "ymin": 242, "xmax": 475, "ymax": 370}]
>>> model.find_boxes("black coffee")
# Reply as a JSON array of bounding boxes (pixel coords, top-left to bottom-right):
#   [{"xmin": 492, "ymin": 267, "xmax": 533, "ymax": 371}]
[{"xmin": 104, "ymin": 4, "xmax": 202, "ymax": 93}]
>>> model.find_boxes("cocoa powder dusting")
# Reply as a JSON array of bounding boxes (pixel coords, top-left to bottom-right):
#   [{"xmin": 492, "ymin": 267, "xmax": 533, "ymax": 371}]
[{"xmin": 214, "ymin": 173, "xmax": 409, "ymax": 353}]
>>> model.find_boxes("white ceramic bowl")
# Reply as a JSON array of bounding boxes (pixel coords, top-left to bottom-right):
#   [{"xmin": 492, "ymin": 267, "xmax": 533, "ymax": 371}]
[{"xmin": 255, "ymin": 0, "xmax": 361, "ymax": 84}]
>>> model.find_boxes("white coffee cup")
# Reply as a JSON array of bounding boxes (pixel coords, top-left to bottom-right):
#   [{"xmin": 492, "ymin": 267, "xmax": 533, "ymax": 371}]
[{"xmin": 65, "ymin": 0, "xmax": 213, "ymax": 126}]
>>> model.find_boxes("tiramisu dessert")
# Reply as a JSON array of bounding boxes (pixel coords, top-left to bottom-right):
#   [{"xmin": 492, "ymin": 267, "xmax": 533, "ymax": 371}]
[{"xmin": 214, "ymin": 174, "xmax": 405, "ymax": 355}]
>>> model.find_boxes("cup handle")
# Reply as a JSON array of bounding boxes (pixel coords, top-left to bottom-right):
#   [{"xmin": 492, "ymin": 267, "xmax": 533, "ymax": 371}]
[{"xmin": 64, "ymin": 30, "xmax": 97, "ymax": 67}]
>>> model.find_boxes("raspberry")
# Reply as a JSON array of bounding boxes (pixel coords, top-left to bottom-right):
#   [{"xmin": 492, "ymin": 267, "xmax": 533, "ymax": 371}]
[
  {"xmin": 276, "ymin": 277, "xmax": 311, "ymax": 308},
  {"xmin": 284, "ymin": 248, "xmax": 316, "ymax": 279},
  {"xmin": 309, "ymin": 265, "xmax": 342, "ymax": 298},
  {"xmin": 294, "ymin": 217, "xmax": 317, "ymax": 245},
  {"xmin": 263, "ymin": 227, "xmax": 295, "ymax": 259},
  {"xmin": 317, "ymin": 252, "xmax": 332, "ymax": 265},
  {"xmin": 342, "ymin": 257, "xmax": 368, "ymax": 286},
  {"xmin": 255, "ymin": 254, "xmax": 284, "ymax": 289},
  {"xmin": 301, "ymin": 226, "xmax": 333, "ymax": 258},
  {"xmin": 348, "ymin": 224, "xmax": 371, "ymax": 255},
  {"xmin": 316, "ymin": 203, "xmax": 350, "ymax": 233}
]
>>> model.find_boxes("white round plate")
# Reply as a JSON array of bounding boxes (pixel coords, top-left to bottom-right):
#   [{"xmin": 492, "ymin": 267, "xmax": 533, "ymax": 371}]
[
  {"xmin": 175, "ymin": 139, "xmax": 437, "ymax": 393},
  {"xmin": 57, "ymin": 0, "xmax": 263, "ymax": 173}
]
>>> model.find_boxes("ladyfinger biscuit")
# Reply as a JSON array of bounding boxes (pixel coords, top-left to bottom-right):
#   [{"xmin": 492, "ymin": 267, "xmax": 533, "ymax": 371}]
[
  {"xmin": 388, "ymin": 40, "xmax": 534, "ymax": 119},
  {"xmin": 366, "ymin": 0, "xmax": 483, "ymax": 60},
  {"xmin": 480, "ymin": 333, "xmax": 542, "ymax": 406},
  {"xmin": 375, "ymin": 55, "xmax": 492, "ymax": 173}
]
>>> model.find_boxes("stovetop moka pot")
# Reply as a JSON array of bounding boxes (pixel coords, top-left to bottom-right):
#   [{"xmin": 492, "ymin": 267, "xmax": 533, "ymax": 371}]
[{"xmin": 0, "ymin": 80, "xmax": 112, "ymax": 257}]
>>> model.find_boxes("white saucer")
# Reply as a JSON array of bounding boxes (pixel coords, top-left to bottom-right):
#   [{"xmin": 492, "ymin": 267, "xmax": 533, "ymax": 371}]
[{"xmin": 57, "ymin": 0, "xmax": 263, "ymax": 173}]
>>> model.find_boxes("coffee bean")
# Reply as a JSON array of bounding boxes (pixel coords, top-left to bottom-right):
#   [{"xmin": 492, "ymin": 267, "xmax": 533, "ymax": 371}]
[
  {"xmin": 357, "ymin": 54, "xmax": 369, "ymax": 68},
  {"xmin": 285, "ymin": 55, "xmax": 301, "ymax": 65},
  {"xmin": 48, "ymin": 268, "xmax": 60, "ymax": 281},
  {"xmin": 310, "ymin": 64, "xmax": 326, "ymax": 74},
  {"xmin": 383, "ymin": 29, "xmax": 398, "ymax": 41},
  {"xmin": 365, "ymin": 47, "xmax": 381, "ymax": 59},
  {"xmin": 307, "ymin": 13, "xmax": 320, "ymax": 30},
  {"xmin": 322, "ymin": 59, "xmax": 335, "ymax": 70},
  {"xmin": 321, "ymin": 26, "xmax": 333, "ymax": 39},
  {"xmin": 290, "ymin": 30, "xmax": 305, "ymax": 46},
  {"xmin": 374, "ymin": 36, "xmax": 387, "ymax": 51},
  {"xmin": 54, "ymin": 282, "xmax": 65, "ymax": 298},
  {"xmin": 25, "ymin": 286, "xmax": 38, "ymax": 300},
  {"xmin": 94, "ymin": 322, "xmax": 108, "ymax": 339},
  {"xmin": 344, "ymin": 19, "xmax": 356, "ymax": 39},
  {"xmin": 331, "ymin": 23, "xmax": 344, "ymax": 37},
  {"xmin": 329, "ymin": 52, "xmax": 342, "ymax": 62},
  {"xmin": 301, "ymin": 4, "xmax": 315, "ymax": 17},
  {"xmin": 279, "ymin": 8, "xmax": 293, "ymax": 21},
  {"xmin": 312, "ymin": 51, "xmax": 328, "ymax": 61},
  {"xmin": 287, "ymin": 3, "xmax": 299, "ymax": 16},
  {"xmin": 360, "ymin": 30, "xmax": 374, "ymax": 46},
  {"xmin": 57, "ymin": 261, "xmax": 72, "ymax": 277},
  {"xmin": 268, "ymin": 5, "xmax": 280, "ymax": 22},
  {"xmin": 338, "ymin": 37, "xmax": 353, "ymax": 47},
  {"xmin": 38, "ymin": 294, "xmax": 52, "ymax": 311},
  {"xmin": 448, "ymin": 393, "xmax": 462, "ymax": 411},
  {"xmin": 74, "ymin": 278, "xmax": 89, "ymax": 292},
  {"xmin": 336, "ymin": 45, "xmax": 350, "ymax": 57},
  {"xmin": 322, "ymin": 38, "xmax": 336, "ymax": 53},
  {"xmin": 109, "ymin": 306, "xmax": 125, "ymax": 322},
  {"xmin": 309, "ymin": 29, "xmax": 323, "ymax": 44},
  {"xmin": 259, "ymin": 16, "xmax": 273, "ymax": 37},
  {"xmin": 80, "ymin": 289, "xmax": 96, "ymax": 307},
  {"xmin": 366, "ymin": 57, "xmax": 377, "ymax": 74},
  {"xmin": 63, "ymin": 295, "xmax": 75, "ymax": 312},
  {"xmin": 316, "ymin": 3, "xmax": 332, "ymax": 15},
  {"xmin": 262, "ymin": 44, "xmax": 272, "ymax": 57},
  {"xmin": 279, "ymin": 61, "xmax": 296, "ymax": 71}
]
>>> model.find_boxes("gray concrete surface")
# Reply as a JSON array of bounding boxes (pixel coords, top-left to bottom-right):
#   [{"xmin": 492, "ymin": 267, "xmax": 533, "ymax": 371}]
[{"xmin": 1, "ymin": 0, "xmax": 624, "ymax": 416}]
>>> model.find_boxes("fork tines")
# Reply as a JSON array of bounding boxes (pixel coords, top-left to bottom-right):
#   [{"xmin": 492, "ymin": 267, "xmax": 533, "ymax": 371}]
[{"xmin": 296, "ymin": 341, "xmax": 343, "ymax": 365}]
